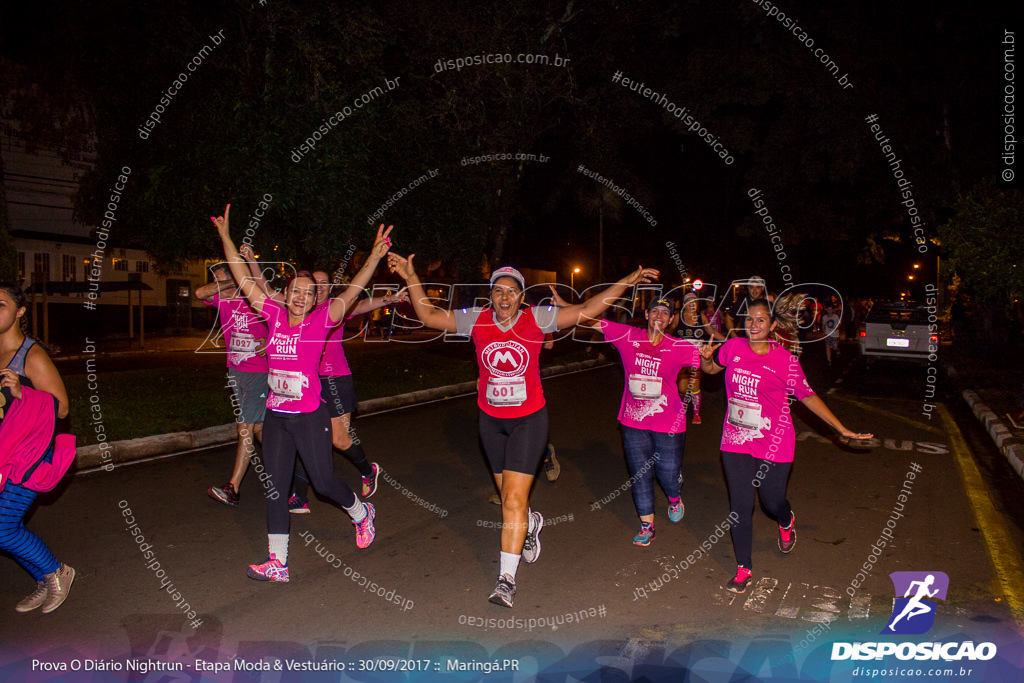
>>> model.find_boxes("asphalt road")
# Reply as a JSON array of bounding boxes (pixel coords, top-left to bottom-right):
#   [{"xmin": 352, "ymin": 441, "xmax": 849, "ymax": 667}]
[{"xmin": 2, "ymin": 343, "xmax": 1022, "ymax": 681}]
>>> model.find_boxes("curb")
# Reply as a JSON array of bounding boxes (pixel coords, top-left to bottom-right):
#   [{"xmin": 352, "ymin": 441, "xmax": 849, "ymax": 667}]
[
  {"xmin": 961, "ymin": 389, "xmax": 1024, "ymax": 481},
  {"xmin": 75, "ymin": 358, "xmax": 615, "ymax": 470}
]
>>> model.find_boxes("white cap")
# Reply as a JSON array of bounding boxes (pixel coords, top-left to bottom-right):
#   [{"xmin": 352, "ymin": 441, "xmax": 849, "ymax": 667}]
[{"xmin": 489, "ymin": 266, "xmax": 525, "ymax": 290}]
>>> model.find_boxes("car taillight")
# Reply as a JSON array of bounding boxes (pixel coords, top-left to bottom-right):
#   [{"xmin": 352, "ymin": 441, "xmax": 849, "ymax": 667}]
[
  {"xmin": 858, "ymin": 323, "xmax": 866, "ymax": 338},
  {"xmin": 930, "ymin": 334, "xmax": 938, "ymax": 343}
]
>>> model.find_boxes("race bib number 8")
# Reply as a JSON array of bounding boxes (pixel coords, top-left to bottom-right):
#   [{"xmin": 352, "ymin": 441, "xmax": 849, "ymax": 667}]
[
  {"xmin": 487, "ymin": 377, "xmax": 528, "ymax": 406},
  {"xmin": 628, "ymin": 374, "xmax": 663, "ymax": 400},
  {"xmin": 727, "ymin": 397, "xmax": 762, "ymax": 430},
  {"xmin": 268, "ymin": 369, "xmax": 307, "ymax": 400}
]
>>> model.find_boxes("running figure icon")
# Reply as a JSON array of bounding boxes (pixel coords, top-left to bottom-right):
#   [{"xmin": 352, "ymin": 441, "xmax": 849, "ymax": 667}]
[
  {"xmin": 882, "ymin": 571, "xmax": 949, "ymax": 635},
  {"xmin": 887, "ymin": 574, "xmax": 939, "ymax": 631}
]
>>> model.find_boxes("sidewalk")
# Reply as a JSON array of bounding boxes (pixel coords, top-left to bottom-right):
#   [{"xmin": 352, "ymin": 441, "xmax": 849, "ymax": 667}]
[
  {"xmin": 947, "ymin": 348, "xmax": 1024, "ymax": 480},
  {"xmin": 67, "ymin": 331, "xmax": 1024, "ymax": 486}
]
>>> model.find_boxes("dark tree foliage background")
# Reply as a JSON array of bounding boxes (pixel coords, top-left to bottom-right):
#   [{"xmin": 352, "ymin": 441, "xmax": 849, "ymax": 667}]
[{"xmin": 0, "ymin": 0, "xmax": 1017, "ymax": 332}]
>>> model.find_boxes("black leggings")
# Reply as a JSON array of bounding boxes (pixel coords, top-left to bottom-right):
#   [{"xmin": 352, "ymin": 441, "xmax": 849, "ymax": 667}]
[
  {"xmin": 293, "ymin": 442, "xmax": 371, "ymax": 501},
  {"xmin": 264, "ymin": 406, "xmax": 357, "ymax": 534},
  {"xmin": 721, "ymin": 450, "xmax": 793, "ymax": 569}
]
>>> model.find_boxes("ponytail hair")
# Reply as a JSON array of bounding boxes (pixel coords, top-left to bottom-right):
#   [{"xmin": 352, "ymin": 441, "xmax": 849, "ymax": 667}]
[{"xmin": 749, "ymin": 292, "xmax": 806, "ymax": 354}]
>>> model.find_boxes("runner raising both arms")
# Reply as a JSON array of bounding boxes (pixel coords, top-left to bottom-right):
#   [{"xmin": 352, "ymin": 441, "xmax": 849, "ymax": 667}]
[
  {"xmin": 197, "ymin": 259, "xmax": 269, "ymax": 507},
  {"xmin": 212, "ymin": 204, "xmax": 392, "ymax": 582},
  {"xmin": 388, "ymin": 252, "xmax": 658, "ymax": 607}
]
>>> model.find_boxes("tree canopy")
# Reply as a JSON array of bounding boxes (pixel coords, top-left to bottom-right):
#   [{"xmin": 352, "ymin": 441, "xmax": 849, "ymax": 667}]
[{"xmin": 0, "ymin": 0, "xmax": 1012, "ymax": 297}]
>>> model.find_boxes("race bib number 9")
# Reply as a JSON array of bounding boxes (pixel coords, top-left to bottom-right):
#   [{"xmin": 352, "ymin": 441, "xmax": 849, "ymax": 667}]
[
  {"xmin": 486, "ymin": 377, "xmax": 528, "ymax": 407},
  {"xmin": 268, "ymin": 369, "xmax": 307, "ymax": 400},
  {"xmin": 628, "ymin": 374, "xmax": 663, "ymax": 400},
  {"xmin": 727, "ymin": 397, "xmax": 762, "ymax": 430}
]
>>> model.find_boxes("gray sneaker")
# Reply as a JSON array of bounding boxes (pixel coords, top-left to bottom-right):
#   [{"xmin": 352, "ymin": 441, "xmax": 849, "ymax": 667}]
[
  {"xmin": 522, "ymin": 510, "xmax": 543, "ymax": 563},
  {"xmin": 488, "ymin": 574, "xmax": 516, "ymax": 608},
  {"xmin": 41, "ymin": 563, "xmax": 75, "ymax": 614},
  {"xmin": 15, "ymin": 581, "xmax": 47, "ymax": 613},
  {"xmin": 542, "ymin": 444, "xmax": 560, "ymax": 482}
]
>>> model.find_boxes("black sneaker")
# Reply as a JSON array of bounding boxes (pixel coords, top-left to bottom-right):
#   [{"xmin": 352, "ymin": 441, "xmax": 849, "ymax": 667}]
[
  {"xmin": 361, "ymin": 463, "xmax": 381, "ymax": 498},
  {"xmin": 208, "ymin": 483, "xmax": 239, "ymax": 507},
  {"xmin": 288, "ymin": 494, "xmax": 310, "ymax": 514},
  {"xmin": 488, "ymin": 574, "xmax": 516, "ymax": 608}
]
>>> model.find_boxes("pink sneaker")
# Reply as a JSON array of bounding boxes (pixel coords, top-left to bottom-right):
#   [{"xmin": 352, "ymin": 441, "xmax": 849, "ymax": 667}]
[
  {"xmin": 247, "ymin": 554, "xmax": 289, "ymax": 582},
  {"xmin": 778, "ymin": 512, "xmax": 797, "ymax": 554},
  {"xmin": 726, "ymin": 566, "xmax": 752, "ymax": 594},
  {"xmin": 353, "ymin": 502, "xmax": 376, "ymax": 549}
]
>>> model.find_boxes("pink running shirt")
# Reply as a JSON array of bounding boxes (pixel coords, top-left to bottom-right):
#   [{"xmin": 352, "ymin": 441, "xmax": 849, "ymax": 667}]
[
  {"xmin": 318, "ymin": 323, "xmax": 352, "ymax": 377},
  {"xmin": 601, "ymin": 319, "xmax": 700, "ymax": 434},
  {"xmin": 260, "ymin": 302, "xmax": 334, "ymax": 413},
  {"xmin": 717, "ymin": 337, "xmax": 816, "ymax": 462},
  {"xmin": 204, "ymin": 292, "xmax": 269, "ymax": 372}
]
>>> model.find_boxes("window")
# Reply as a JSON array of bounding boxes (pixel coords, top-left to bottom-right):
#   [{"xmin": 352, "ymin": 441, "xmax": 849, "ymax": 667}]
[
  {"xmin": 62, "ymin": 254, "xmax": 77, "ymax": 281},
  {"xmin": 114, "ymin": 258, "xmax": 128, "ymax": 272},
  {"xmin": 17, "ymin": 252, "xmax": 26, "ymax": 282},
  {"xmin": 135, "ymin": 260, "xmax": 150, "ymax": 273},
  {"xmin": 33, "ymin": 253, "xmax": 50, "ymax": 281}
]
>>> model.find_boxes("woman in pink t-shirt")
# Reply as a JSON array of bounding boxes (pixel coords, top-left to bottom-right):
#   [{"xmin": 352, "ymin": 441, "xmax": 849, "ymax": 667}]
[
  {"xmin": 212, "ymin": 204, "xmax": 392, "ymax": 583},
  {"xmin": 700, "ymin": 294, "xmax": 872, "ymax": 594},
  {"xmin": 600, "ymin": 297, "xmax": 700, "ymax": 546},
  {"xmin": 388, "ymin": 251, "xmax": 658, "ymax": 608}
]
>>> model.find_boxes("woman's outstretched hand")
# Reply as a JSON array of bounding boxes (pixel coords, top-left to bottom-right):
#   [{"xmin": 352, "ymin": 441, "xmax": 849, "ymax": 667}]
[{"xmin": 388, "ymin": 253, "xmax": 416, "ymax": 281}]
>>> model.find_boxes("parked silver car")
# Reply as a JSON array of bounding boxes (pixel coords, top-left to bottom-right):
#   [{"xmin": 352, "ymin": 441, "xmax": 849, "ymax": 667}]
[{"xmin": 859, "ymin": 301, "xmax": 936, "ymax": 364}]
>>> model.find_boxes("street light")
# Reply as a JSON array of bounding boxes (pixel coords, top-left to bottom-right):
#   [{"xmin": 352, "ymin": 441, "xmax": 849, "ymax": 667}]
[{"xmin": 571, "ymin": 267, "xmax": 580, "ymax": 296}]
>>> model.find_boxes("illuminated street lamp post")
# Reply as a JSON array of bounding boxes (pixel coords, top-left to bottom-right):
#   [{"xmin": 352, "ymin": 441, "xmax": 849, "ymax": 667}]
[{"xmin": 571, "ymin": 267, "xmax": 580, "ymax": 298}]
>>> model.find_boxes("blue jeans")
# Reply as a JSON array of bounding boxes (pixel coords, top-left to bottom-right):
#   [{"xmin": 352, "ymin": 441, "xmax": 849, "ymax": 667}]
[{"xmin": 621, "ymin": 426, "xmax": 685, "ymax": 517}]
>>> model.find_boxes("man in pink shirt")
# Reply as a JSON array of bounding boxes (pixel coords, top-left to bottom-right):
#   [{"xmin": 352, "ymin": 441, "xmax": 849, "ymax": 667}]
[{"xmin": 197, "ymin": 262, "xmax": 269, "ymax": 507}]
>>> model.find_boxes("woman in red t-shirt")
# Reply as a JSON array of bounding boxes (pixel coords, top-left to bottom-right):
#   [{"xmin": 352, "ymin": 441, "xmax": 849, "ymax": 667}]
[{"xmin": 388, "ymin": 252, "xmax": 657, "ymax": 608}]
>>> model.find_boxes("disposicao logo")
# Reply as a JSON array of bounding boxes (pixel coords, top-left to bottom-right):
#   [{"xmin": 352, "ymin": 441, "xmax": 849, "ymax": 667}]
[
  {"xmin": 882, "ymin": 571, "xmax": 948, "ymax": 635},
  {"xmin": 831, "ymin": 570, "xmax": 997, "ymax": 662}
]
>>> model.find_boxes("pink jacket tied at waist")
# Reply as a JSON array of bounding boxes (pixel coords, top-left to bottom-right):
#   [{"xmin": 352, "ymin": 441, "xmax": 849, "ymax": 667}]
[{"xmin": 0, "ymin": 384, "xmax": 76, "ymax": 492}]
